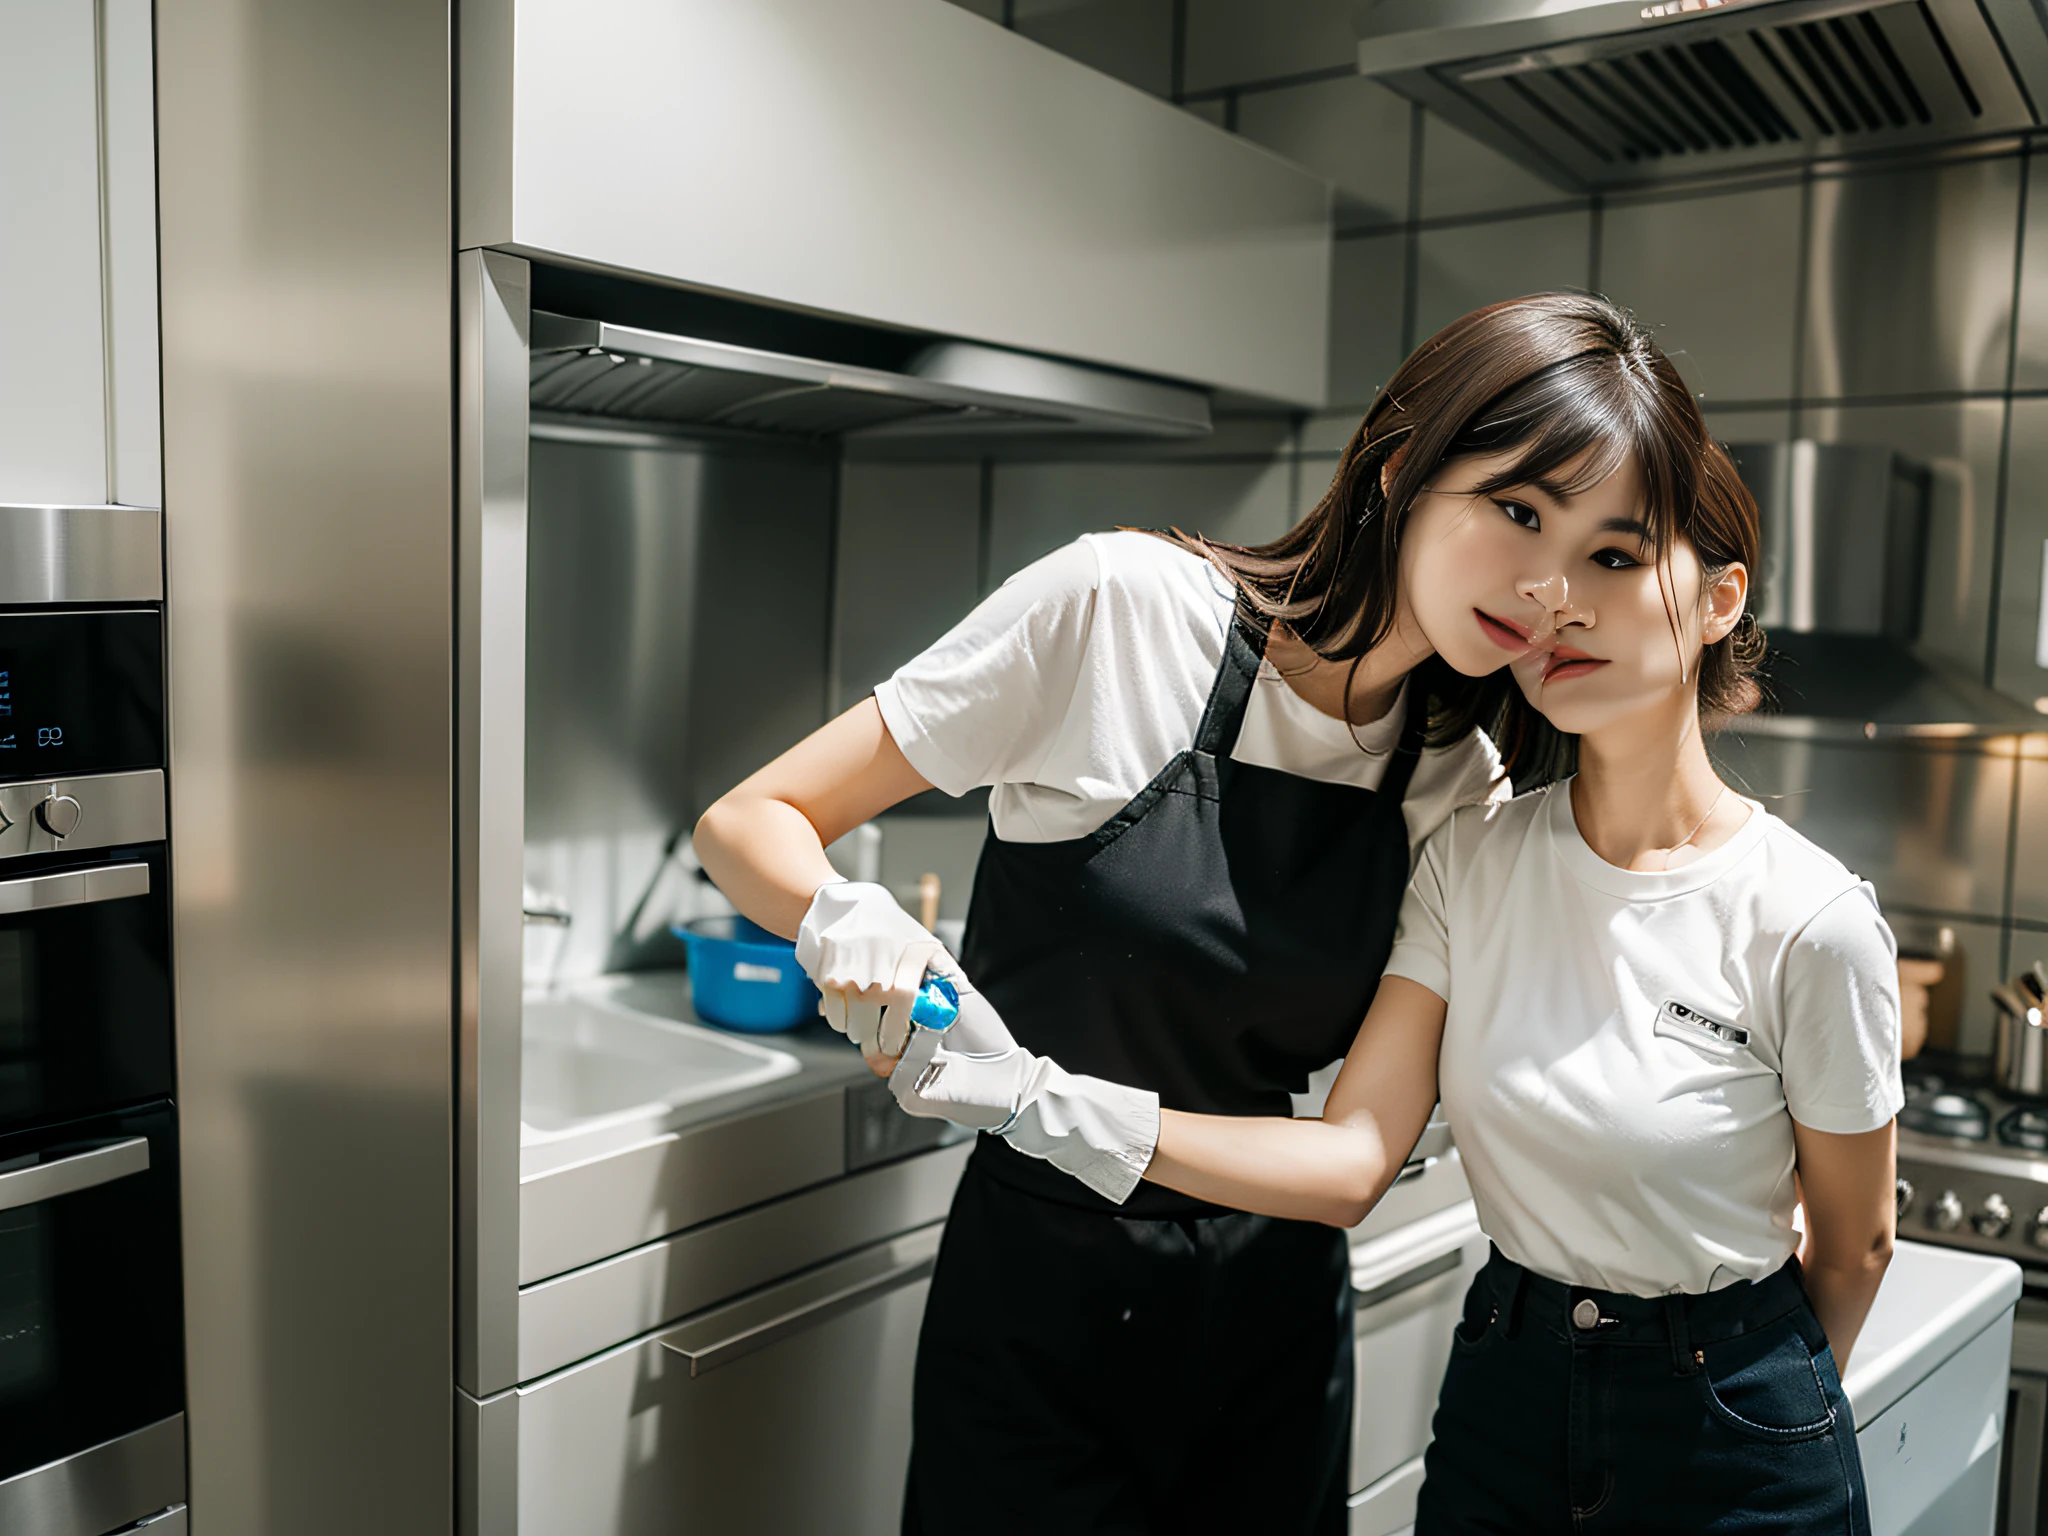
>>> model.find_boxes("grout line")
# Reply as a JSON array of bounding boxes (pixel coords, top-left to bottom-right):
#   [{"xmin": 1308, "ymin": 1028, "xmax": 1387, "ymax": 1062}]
[
  {"xmin": 1169, "ymin": 0, "xmax": 1186, "ymax": 105},
  {"xmin": 1986, "ymin": 141, "xmax": 2031, "ymax": 690},
  {"xmin": 976, "ymin": 458, "xmax": 995, "ymax": 596},
  {"xmin": 1179, "ymin": 61, "xmax": 1356, "ymax": 105},
  {"xmin": 1224, "ymin": 88, "xmax": 1239, "ymax": 134},
  {"xmin": 1586, "ymin": 193, "xmax": 1604, "ymax": 295},
  {"xmin": 1400, "ymin": 102, "xmax": 1425, "ymax": 359},
  {"xmin": 1000, "ymin": 0, "xmax": 1015, "ymax": 28},
  {"xmin": 2003, "ymin": 748, "xmax": 2024, "ymax": 974}
]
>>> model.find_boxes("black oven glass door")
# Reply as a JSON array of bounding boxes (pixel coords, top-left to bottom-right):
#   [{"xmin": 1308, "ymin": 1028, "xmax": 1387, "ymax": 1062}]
[
  {"xmin": 0, "ymin": 843, "xmax": 171, "ymax": 1137},
  {"xmin": 0, "ymin": 609, "xmax": 163, "ymax": 782},
  {"xmin": 0, "ymin": 1101, "xmax": 182, "ymax": 1482}
]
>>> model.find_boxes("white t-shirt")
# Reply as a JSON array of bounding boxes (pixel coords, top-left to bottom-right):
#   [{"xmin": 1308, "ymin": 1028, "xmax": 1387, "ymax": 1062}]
[
  {"xmin": 1387, "ymin": 783, "xmax": 1905, "ymax": 1297},
  {"xmin": 875, "ymin": 530, "xmax": 1507, "ymax": 845}
]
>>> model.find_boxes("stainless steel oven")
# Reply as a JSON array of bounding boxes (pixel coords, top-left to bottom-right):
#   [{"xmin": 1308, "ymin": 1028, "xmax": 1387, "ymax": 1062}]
[{"xmin": 0, "ymin": 510, "xmax": 183, "ymax": 1536}]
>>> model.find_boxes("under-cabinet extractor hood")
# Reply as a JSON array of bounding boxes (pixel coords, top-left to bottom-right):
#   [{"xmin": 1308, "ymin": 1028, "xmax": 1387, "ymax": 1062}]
[
  {"xmin": 1726, "ymin": 440, "xmax": 2041, "ymax": 739},
  {"xmin": 529, "ymin": 312, "xmax": 1212, "ymax": 441},
  {"xmin": 1355, "ymin": 0, "xmax": 2048, "ymax": 189}
]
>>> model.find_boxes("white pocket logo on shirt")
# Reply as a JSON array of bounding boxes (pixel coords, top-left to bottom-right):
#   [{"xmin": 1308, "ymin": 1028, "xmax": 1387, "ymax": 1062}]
[{"xmin": 1655, "ymin": 999, "xmax": 1750, "ymax": 1052}]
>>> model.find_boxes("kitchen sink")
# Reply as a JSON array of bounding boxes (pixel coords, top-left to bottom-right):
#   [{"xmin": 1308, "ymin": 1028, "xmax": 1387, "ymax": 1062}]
[{"xmin": 522, "ymin": 978, "xmax": 802, "ymax": 1146}]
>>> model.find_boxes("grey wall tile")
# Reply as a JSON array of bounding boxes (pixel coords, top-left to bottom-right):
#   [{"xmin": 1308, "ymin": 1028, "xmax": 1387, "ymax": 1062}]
[
  {"xmin": 834, "ymin": 462, "xmax": 983, "ymax": 710},
  {"xmin": 1600, "ymin": 183, "xmax": 1803, "ymax": 405},
  {"xmin": 1413, "ymin": 208, "xmax": 1592, "ymax": 349},
  {"xmin": 1704, "ymin": 408, "xmax": 1794, "ymax": 446},
  {"xmin": 1235, "ymin": 74, "xmax": 1411, "ymax": 231},
  {"xmin": 1183, "ymin": 98, "xmax": 1228, "ymax": 128},
  {"xmin": 988, "ymin": 458, "xmax": 1291, "ymax": 580},
  {"xmin": 1801, "ymin": 400, "xmax": 2006, "ymax": 677},
  {"xmin": 1911, "ymin": 915, "xmax": 2007, "ymax": 1057},
  {"xmin": 1418, "ymin": 112, "xmax": 1577, "ymax": 221},
  {"xmin": 1994, "ymin": 398, "xmax": 2048, "ymax": 703},
  {"xmin": 1709, "ymin": 732, "xmax": 2015, "ymax": 921},
  {"xmin": 1328, "ymin": 231, "xmax": 1407, "ymax": 409},
  {"xmin": 1802, "ymin": 155, "xmax": 2021, "ymax": 400},
  {"xmin": 1301, "ymin": 409, "xmax": 1366, "ymax": 454},
  {"xmin": 873, "ymin": 814, "xmax": 989, "ymax": 923},
  {"xmin": 1183, "ymin": 0, "xmax": 1355, "ymax": 94},
  {"xmin": 2017, "ymin": 152, "xmax": 2048, "ymax": 391},
  {"xmin": 1013, "ymin": 0, "xmax": 1176, "ymax": 97},
  {"xmin": 2010, "ymin": 746, "xmax": 2048, "ymax": 925},
  {"xmin": 1295, "ymin": 451, "xmax": 1343, "ymax": 521}
]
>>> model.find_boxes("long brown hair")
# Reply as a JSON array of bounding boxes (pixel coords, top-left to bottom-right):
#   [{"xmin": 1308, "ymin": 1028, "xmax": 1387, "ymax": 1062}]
[{"xmin": 1166, "ymin": 292, "xmax": 1764, "ymax": 786}]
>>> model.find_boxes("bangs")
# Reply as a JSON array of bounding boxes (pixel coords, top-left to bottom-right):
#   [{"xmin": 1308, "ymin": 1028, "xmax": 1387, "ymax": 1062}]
[{"xmin": 1456, "ymin": 351, "xmax": 1690, "ymax": 553}]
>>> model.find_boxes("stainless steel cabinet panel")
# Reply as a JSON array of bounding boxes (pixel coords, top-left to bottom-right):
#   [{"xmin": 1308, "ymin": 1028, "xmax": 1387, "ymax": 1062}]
[
  {"xmin": 1351, "ymin": 1235, "xmax": 1486, "ymax": 1495},
  {"xmin": 1802, "ymin": 156, "xmax": 2021, "ymax": 400},
  {"xmin": 2017, "ymin": 153, "xmax": 2048, "ymax": 391},
  {"xmin": 833, "ymin": 463, "xmax": 983, "ymax": 712},
  {"xmin": 1708, "ymin": 732, "xmax": 2014, "ymax": 921},
  {"xmin": 987, "ymin": 459, "xmax": 1292, "ymax": 584},
  {"xmin": 1013, "ymin": 0, "xmax": 1174, "ymax": 98},
  {"xmin": 1238, "ymin": 75, "xmax": 1413, "ymax": 233},
  {"xmin": 100, "ymin": 0, "xmax": 159, "ymax": 509},
  {"xmin": 1599, "ymin": 184, "xmax": 1803, "ymax": 405},
  {"xmin": 1330, "ymin": 233, "xmax": 1409, "ymax": 410},
  {"xmin": 516, "ymin": 1227, "xmax": 938, "ymax": 1536},
  {"xmin": 2009, "ymin": 746, "xmax": 2048, "ymax": 927},
  {"xmin": 1183, "ymin": 0, "xmax": 1357, "ymax": 94},
  {"xmin": 1800, "ymin": 401, "xmax": 2006, "ymax": 677},
  {"xmin": 0, "ymin": 2, "xmax": 106, "ymax": 505},
  {"xmin": 1418, "ymin": 112, "xmax": 1574, "ymax": 220},
  {"xmin": 1414, "ymin": 209, "xmax": 1592, "ymax": 351},
  {"xmin": 1993, "ymin": 399, "xmax": 2048, "ymax": 703}
]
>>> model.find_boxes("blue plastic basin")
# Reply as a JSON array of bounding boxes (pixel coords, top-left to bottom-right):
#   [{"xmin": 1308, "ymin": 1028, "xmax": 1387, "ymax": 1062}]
[{"xmin": 675, "ymin": 915, "xmax": 819, "ymax": 1033}]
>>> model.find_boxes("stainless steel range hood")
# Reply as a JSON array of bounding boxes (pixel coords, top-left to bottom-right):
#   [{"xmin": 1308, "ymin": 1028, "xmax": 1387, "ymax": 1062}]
[
  {"xmin": 528, "ymin": 312, "xmax": 1213, "ymax": 441},
  {"xmin": 1726, "ymin": 440, "xmax": 2041, "ymax": 739},
  {"xmin": 1355, "ymin": 0, "xmax": 2048, "ymax": 190}
]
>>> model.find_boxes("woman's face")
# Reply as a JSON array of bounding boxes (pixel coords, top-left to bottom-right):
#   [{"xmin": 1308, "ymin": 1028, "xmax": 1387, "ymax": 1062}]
[{"xmin": 1398, "ymin": 447, "xmax": 1746, "ymax": 735}]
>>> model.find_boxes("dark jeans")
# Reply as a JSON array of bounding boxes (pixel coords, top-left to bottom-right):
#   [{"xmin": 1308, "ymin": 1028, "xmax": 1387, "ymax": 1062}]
[{"xmin": 1417, "ymin": 1249, "xmax": 1871, "ymax": 1536}]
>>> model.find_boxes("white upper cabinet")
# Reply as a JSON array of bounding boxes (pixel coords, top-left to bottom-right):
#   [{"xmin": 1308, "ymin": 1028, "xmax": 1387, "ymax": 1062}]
[
  {"xmin": 0, "ymin": 0, "xmax": 161, "ymax": 509},
  {"xmin": 460, "ymin": 0, "xmax": 1333, "ymax": 407}
]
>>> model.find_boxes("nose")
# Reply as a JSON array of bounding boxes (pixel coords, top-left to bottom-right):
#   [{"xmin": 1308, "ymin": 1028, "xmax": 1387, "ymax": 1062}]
[{"xmin": 1517, "ymin": 572, "xmax": 1591, "ymax": 639}]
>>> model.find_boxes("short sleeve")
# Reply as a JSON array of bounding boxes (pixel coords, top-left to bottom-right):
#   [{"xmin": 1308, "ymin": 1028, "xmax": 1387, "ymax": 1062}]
[
  {"xmin": 1779, "ymin": 884, "xmax": 1905, "ymax": 1135},
  {"xmin": 873, "ymin": 539, "xmax": 1099, "ymax": 797},
  {"xmin": 1385, "ymin": 823, "xmax": 1454, "ymax": 1002}
]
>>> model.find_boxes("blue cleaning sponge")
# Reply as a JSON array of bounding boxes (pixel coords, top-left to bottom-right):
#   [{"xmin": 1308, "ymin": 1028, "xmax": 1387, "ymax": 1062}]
[{"xmin": 907, "ymin": 972, "xmax": 960, "ymax": 1031}]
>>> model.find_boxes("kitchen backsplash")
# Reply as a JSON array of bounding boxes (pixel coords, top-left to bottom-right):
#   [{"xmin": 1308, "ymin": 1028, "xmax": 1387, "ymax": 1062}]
[{"xmin": 885, "ymin": 0, "xmax": 2048, "ymax": 1050}]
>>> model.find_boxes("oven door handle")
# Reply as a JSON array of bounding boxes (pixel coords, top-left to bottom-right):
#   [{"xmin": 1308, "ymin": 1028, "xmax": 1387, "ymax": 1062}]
[
  {"xmin": 0, "ymin": 861, "xmax": 150, "ymax": 915},
  {"xmin": 0, "ymin": 1135, "xmax": 151, "ymax": 1212}
]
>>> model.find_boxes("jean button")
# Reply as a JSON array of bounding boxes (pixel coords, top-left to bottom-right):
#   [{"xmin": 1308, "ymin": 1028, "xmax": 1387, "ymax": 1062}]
[{"xmin": 1571, "ymin": 1297, "xmax": 1601, "ymax": 1331}]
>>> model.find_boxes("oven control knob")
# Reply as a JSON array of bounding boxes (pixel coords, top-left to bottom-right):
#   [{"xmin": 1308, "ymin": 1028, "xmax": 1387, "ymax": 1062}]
[
  {"xmin": 2029, "ymin": 1209, "xmax": 2048, "ymax": 1249},
  {"xmin": 1972, "ymin": 1193, "xmax": 2013, "ymax": 1240},
  {"xmin": 1930, "ymin": 1190, "xmax": 1964, "ymax": 1232},
  {"xmin": 33, "ymin": 794, "xmax": 81, "ymax": 839},
  {"xmin": 1895, "ymin": 1178, "xmax": 1915, "ymax": 1219}
]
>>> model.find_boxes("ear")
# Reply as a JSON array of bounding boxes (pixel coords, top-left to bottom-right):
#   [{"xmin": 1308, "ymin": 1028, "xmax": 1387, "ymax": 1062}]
[
  {"xmin": 1379, "ymin": 442, "xmax": 1409, "ymax": 500},
  {"xmin": 1702, "ymin": 562, "xmax": 1748, "ymax": 644}
]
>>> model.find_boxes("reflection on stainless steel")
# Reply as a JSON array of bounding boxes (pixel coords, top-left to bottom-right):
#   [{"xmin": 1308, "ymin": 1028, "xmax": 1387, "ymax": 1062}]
[
  {"xmin": 0, "ymin": 506, "xmax": 161, "ymax": 604},
  {"xmin": 513, "ymin": 1226, "xmax": 935, "ymax": 1536},
  {"xmin": 530, "ymin": 314, "xmax": 1211, "ymax": 440},
  {"xmin": 1725, "ymin": 436, "xmax": 2038, "ymax": 735},
  {"xmin": 0, "ymin": 772, "xmax": 164, "ymax": 859},
  {"xmin": 1992, "ymin": 966, "xmax": 2048, "ymax": 1097},
  {"xmin": 516, "ymin": 1142, "xmax": 968, "ymax": 1383},
  {"xmin": 1356, "ymin": 0, "xmax": 2048, "ymax": 191},
  {"xmin": 0, "ymin": 1135, "xmax": 148, "ymax": 1212},
  {"xmin": 0, "ymin": 862, "xmax": 149, "ymax": 917},
  {"xmin": 1803, "ymin": 155, "xmax": 2022, "ymax": 400},
  {"xmin": 156, "ymin": 0, "xmax": 454, "ymax": 1526},
  {"xmin": 0, "ymin": 1413, "xmax": 185, "ymax": 1536}
]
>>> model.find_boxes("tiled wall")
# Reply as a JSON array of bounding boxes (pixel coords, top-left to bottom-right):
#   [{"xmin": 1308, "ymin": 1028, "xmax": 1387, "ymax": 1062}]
[{"xmin": 908, "ymin": 1, "xmax": 2048, "ymax": 1049}]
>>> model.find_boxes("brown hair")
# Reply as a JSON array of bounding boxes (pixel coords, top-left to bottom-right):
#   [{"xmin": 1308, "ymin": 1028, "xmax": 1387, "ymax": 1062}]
[{"xmin": 1167, "ymin": 292, "xmax": 1764, "ymax": 786}]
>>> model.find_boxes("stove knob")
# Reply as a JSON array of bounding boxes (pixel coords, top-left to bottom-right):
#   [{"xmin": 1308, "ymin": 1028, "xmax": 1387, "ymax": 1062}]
[
  {"xmin": 1895, "ymin": 1177, "xmax": 1915, "ymax": 1219},
  {"xmin": 1930, "ymin": 1190, "xmax": 1964, "ymax": 1232},
  {"xmin": 33, "ymin": 794, "xmax": 81, "ymax": 839},
  {"xmin": 2030, "ymin": 1209, "xmax": 2048, "ymax": 1250},
  {"xmin": 1972, "ymin": 1193, "xmax": 2013, "ymax": 1240}
]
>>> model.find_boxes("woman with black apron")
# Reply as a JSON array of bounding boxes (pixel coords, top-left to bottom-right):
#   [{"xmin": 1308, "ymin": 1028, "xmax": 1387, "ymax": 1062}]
[{"xmin": 694, "ymin": 297, "xmax": 1604, "ymax": 1533}]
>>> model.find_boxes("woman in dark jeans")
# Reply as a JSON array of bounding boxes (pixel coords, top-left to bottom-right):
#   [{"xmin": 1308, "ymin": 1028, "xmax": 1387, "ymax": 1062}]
[{"xmin": 894, "ymin": 301, "xmax": 1899, "ymax": 1533}]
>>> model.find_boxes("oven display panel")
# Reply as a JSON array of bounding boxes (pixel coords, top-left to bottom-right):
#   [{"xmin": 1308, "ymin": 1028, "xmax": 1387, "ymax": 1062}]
[{"xmin": 0, "ymin": 611, "xmax": 163, "ymax": 781}]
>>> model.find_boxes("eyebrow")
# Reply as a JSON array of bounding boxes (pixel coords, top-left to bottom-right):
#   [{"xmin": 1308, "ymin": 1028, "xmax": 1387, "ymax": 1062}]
[{"xmin": 1598, "ymin": 516, "xmax": 1655, "ymax": 540}]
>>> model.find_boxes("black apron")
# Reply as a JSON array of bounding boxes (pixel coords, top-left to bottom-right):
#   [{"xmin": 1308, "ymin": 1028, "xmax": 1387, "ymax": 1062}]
[{"xmin": 904, "ymin": 613, "xmax": 1427, "ymax": 1536}]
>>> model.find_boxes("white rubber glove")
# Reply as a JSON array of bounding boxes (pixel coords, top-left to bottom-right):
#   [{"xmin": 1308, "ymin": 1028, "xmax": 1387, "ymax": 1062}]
[
  {"xmin": 793, "ymin": 880, "xmax": 942, "ymax": 1054},
  {"xmin": 889, "ymin": 954, "xmax": 1160, "ymax": 1205}
]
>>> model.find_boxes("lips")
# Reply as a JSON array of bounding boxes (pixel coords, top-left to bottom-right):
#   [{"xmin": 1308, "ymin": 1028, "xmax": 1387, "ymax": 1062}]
[
  {"xmin": 1475, "ymin": 608, "xmax": 1536, "ymax": 653},
  {"xmin": 1541, "ymin": 644, "xmax": 1609, "ymax": 683}
]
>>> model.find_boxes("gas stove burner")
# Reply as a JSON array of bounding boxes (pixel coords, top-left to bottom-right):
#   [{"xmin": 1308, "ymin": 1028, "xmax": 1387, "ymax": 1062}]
[
  {"xmin": 1901, "ymin": 1090, "xmax": 1991, "ymax": 1141},
  {"xmin": 2000, "ymin": 1106, "xmax": 2048, "ymax": 1152}
]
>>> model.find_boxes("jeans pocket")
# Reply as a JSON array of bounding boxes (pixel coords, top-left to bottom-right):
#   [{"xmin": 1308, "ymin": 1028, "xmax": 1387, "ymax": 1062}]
[
  {"xmin": 1449, "ymin": 1288, "xmax": 1499, "ymax": 1354},
  {"xmin": 1695, "ymin": 1317, "xmax": 1837, "ymax": 1444}
]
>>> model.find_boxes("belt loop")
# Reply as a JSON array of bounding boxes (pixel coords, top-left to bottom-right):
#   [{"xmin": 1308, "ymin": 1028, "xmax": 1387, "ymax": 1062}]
[
  {"xmin": 1502, "ymin": 1262, "xmax": 1530, "ymax": 1340},
  {"xmin": 1664, "ymin": 1294, "xmax": 1697, "ymax": 1376}
]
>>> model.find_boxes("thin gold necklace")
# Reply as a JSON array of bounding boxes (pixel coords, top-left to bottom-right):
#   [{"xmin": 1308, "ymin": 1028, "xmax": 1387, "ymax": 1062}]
[{"xmin": 1658, "ymin": 786, "xmax": 1728, "ymax": 870}]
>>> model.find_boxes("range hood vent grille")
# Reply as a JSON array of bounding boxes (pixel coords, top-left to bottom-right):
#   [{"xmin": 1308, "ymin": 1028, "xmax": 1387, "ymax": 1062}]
[
  {"xmin": 527, "ymin": 313, "xmax": 1212, "ymax": 443},
  {"xmin": 1361, "ymin": 0, "xmax": 2042, "ymax": 189}
]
